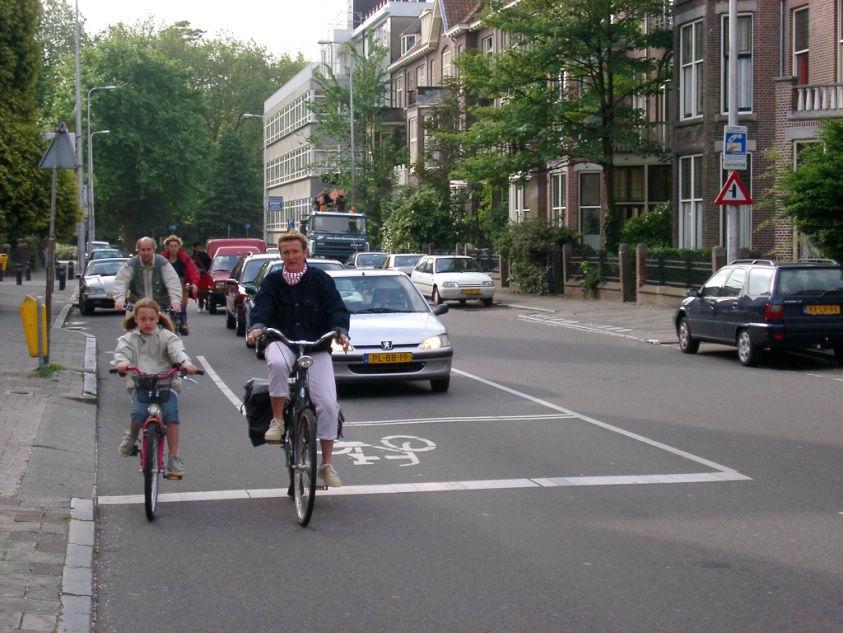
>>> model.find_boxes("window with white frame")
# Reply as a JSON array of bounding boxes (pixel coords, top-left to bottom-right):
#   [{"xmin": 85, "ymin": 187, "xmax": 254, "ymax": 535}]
[
  {"xmin": 550, "ymin": 172, "xmax": 566, "ymax": 227},
  {"xmin": 719, "ymin": 154, "xmax": 753, "ymax": 248},
  {"xmin": 408, "ymin": 116, "xmax": 418, "ymax": 166},
  {"xmin": 442, "ymin": 48, "xmax": 453, "ymax": 79},
  {"xmin": 793, "ymin": 140, "xmax": 817, "ymax": 168},
  {"xmin": 508, "ymin": 179, "xmax": 528, "ymax": 222},
  {"xmin": 481, "ymin": 35, "xmax": 494, "ymax": 53},
  {"xmin": 793, "ymin": 7, "xmax": 809, "ymax": 84},
  {"xmin": 721, "ymin": 14, "xmax": 753, "ymax": 113},
  {"xmin": 550, "ymin": 70, "xmax": 567, "ymax": 103},
  {"xmin": 679, "ymin": 155, "xmax": 702, "ymax": 248},
  {"xmin": 680, "ymin": 20, "xmax": 704, "ymax": 119},
  {"xmin": 416, "ymin": 63, "xmax": 427, "ymax": 88},
  {"xmin": 393, "ymin": 76, "xmax": 404, "ymax": 108},
  {"xmin": 401, "ymin": 34, "xmax": 417, "ymax": 55},
  {"xmin": 579, "ymin": 172, "xmax": 602, "ymax": 250}
]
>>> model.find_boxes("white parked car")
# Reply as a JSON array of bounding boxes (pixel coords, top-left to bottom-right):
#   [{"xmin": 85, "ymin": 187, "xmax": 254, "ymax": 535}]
[
  {"xmin": 410, "ymin": 255, "xmax": 495, "ymax": 307},
  {"xmin": 327, "ymin": 270, "xmax": 453, "ymax": 392},
  {"xmin": 381, "ymin": 253, "xmax": 424, "ymax": 275}
]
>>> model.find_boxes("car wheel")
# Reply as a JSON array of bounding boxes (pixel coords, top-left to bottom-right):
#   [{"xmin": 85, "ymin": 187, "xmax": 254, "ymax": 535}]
[
  {"xmin": 235, "ymin": 308, "xmax": 246, "ymax": 336},
  {"xmin": 226, "ymin": 309, "xmax": 236, "ymax": 329},
  {"xmin": 431, "ymin": 287, "xmax": 442, "ymax": 306},
  {"xmin": 458, "ymin": 299, "xmax": 466, "ymax": 305},
  {"xmin": 677, "ymin": 317, "xmax": 699, "ymax": 354},
  {"xmin": 80, "ymin": 299, "xmax": 94, "ymax": 316},
  {"xmin": 482, "ymin": 297, "xmax": 493, "ymax": 307},
  {"xmin": 431, "ymin": 377, "xmax": 450, "ymax": 393},
  {"xmin": 208, "ymin": 300, "xmax": 217, "ymax": 315},
  {"xmin": 736, "ymin": 329, "xmax": 760, "ymax": 366}
]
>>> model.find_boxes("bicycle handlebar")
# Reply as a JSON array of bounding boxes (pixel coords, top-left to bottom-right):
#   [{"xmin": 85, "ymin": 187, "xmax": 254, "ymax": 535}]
[
  {"xmin": 109, "ymin": 363, "xmax": 205, "ymax": 377},
  {"xmin": 261, "ymin": 327, "xmax": 341, "ymax": 349}
]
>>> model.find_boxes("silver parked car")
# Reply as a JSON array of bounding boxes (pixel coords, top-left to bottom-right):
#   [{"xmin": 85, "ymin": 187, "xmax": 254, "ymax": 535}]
[
  {"xmin": 327, "ymin": 270, "xmax": 453, "ymax": 392},
  {"xmin": 381, "ymin": 253, "xmax": 424, "ymax": 275},
  {"xmin": 77, "ymin": 258, "xmax": 129, "ymax": 315}
]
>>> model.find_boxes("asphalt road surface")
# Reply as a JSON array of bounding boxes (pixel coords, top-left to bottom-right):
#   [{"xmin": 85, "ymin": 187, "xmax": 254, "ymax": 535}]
[{"xmin": 70, "ymin": 300, "xmax": 843, "ymax": 633}]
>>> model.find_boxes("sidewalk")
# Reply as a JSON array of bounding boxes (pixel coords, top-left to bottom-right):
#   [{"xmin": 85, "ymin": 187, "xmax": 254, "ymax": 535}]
[
  {"xmin": 493, "ymin": 283, "xmax": 679, "ymax": 346},
  {"xmin": 0, "ymin": 271, "xmax": 97, "ymax": 633}
]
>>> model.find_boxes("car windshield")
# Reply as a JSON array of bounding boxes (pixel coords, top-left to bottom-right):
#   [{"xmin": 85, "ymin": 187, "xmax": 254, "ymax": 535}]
[
  {"xmin": 86, "ymin": 261, "xmax": 123, "ymax": 276},
  {"xmin": 436, "ymin": 257, "xmax": 480, "ymax": 273},
  {"xmin": 334, "ymin": 276, "xmax": 430, "ymax": 314},
  {"xmin": 242, "ymin": 258, "xmax": 271, "ymax": 284},
  {"xmin": 394, "ymin": 255, "xmax": 422, "ymax": 267},
  {"xmin": 776, "ymin": 268, "xmax": 843, "ymax": 295},
  {"xmin": 211, "ymin": 254, "xmax": 239, "ymax": 272},
  {"xmin": 91, "ymin": 250, "xmax": 121, "ymax": 260},
  {"xmin": 356, "ymin": 253, "xmax": 388, "ymax": 268},
  {"xmin": 310, "ymin": 214, "xmax": 366, "ymax": 235},
  {"xmin": 309, "ymin": 260, "xmax": 343, "ymax": 271}
]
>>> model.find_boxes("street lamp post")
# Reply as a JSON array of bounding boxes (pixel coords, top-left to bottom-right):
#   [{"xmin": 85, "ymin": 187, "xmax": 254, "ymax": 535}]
[
  {"xmin": 242, "ymin": 113, "xmax": 266, "ymax": 242},
  {"xmin": 88, "ymin": 129, "xmax": 110, "ymax": 243},
  {"xmin": 87, "ymin": 85, "xmax": 117, "ymax": 244}
]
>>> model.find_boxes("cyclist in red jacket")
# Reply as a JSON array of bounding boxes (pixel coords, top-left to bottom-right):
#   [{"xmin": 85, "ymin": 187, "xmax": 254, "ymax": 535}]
[{"xmin": 162, "ymin": 235, "xmax": 200, "ymax": 335}]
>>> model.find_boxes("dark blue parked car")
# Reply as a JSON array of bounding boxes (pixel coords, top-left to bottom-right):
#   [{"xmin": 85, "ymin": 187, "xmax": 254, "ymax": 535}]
[{"xmin": 674, "ymin": 259, "xmax": 843, "ymax": 366}]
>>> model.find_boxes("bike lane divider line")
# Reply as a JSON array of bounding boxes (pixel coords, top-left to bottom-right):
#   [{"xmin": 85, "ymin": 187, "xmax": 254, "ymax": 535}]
[
  {"xmin": 452, "ymin": 368, "xmax": 751, "ymax": 479},
  {"xmin": 345, "ymin": 413, "xmax": 575, "ymax": 427},
  {"xmin": 197, "ymin": 354, "xmax": 244, "ymax": 413},
  {"xmin": 96, "ymin": 470, "xmax": 752, "ymax": 506}
]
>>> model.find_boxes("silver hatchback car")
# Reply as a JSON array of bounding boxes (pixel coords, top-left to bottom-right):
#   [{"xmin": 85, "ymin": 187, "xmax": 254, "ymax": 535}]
[{"xmin": 327, "ymin": 270, "xmax": 453, "ymax": 392}]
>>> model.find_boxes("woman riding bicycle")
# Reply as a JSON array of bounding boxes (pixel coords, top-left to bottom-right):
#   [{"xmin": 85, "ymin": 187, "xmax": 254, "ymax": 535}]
[
  {"xmin": 113, "ymin": 298, "xmax": 198, "ymax": 477},
  {"xmin": 246, "ymin": 231, "xmax": 350, "ymax": 487},
  {"xmin": 162, "ymin": 235, "xmax": 200, "ymax": 335}
]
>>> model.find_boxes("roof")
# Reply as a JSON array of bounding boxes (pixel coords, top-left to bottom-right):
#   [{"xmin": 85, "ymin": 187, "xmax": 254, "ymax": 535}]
[{"xmin": 441, "ymin": 0, "xmax": 479, "ymax": 30}]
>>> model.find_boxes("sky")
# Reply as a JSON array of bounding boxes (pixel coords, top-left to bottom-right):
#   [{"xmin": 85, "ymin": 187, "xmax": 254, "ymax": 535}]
[{"xmin": 76, "ymin": 0, "xmax": 349, "ymax": 62}]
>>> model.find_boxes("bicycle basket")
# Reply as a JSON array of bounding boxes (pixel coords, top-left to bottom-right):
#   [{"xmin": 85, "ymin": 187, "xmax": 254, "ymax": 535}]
[{"xmin": 134, "ymin": 374, "xmax": 174, "ymax": 403}]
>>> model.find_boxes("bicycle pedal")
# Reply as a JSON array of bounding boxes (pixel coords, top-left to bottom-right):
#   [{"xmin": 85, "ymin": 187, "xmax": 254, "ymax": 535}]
[
  {"xmin": 164, "ymin": 473, "xmax": 183, "ymax": 480},
  {"xmin": 130, "ymin": 445, "xmax": 139, "ymax": 456},
  {"xmin": 265, "ymin": 439, "xmax": 283, "ymax": 445}
]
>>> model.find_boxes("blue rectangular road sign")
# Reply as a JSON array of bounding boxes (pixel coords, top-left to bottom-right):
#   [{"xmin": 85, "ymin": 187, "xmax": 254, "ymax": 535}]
[
  {"xmin": 267, "ymin": 196, "xmax": 284, "ymax": 211},
  {"xmin": 723, "ymin": 125, "xmax": 747, "ymax": 170}
]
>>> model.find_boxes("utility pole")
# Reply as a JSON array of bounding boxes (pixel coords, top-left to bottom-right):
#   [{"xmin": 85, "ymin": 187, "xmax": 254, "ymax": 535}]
[
  {"xmin": 74, "ymin": 0, "xmax": 85, "ymax": 273},
  {"xmin": 727, "ymin": 0, "xmax": 740, "ymax": 262},
  {"xmin": 349, "ymin": 53, "xmax": 356, "ymax": 209}
]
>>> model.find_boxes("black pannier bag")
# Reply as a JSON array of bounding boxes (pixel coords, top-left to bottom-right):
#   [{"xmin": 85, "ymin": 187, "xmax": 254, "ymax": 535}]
[{"xmin": 242, "ymin": 378, "xmax": 272, "ymax": 447}]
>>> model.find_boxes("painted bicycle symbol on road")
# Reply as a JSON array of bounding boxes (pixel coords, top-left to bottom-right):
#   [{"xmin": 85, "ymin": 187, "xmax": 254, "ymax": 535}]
[{"xmin": 333, "ymin": 435, "xmax": 436, "ymax": 467}]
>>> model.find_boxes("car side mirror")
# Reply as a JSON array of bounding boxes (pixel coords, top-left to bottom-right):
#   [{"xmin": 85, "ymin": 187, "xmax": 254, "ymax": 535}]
[
  {"xmin": 244, "ymin": 286, "xmax": 256, "ymax": 296},
  {"xmin": 433, "ymin": 304, "xmax": 449, "ymax": 316},
  {"xmin": 226, "ymin": 278, "xmax": 237, "ymax": 286},
  {"xmin": 685, "ymin": 288, "xmax": 700, "ymax": 298}
]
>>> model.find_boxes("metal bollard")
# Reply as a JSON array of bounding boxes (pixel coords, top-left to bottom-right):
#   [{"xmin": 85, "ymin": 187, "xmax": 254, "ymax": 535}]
[
  {"xmin": 58, "ymin": 266, "xmax": 66, "ymax": 291},
  {"xmin": 67, "ymin": 261, "xmax": 74, "ymax": 279},
  {"xmin": 0, "ymin": 266, "xmax": 4, "ymax": 281},
  {"xmin": 16, "ymin": 263, "xmax": 23, "ymax": 285},
  {"xmin": 55, "ymin": 260, "xmax": 61, "ymax": 280},
  {"xmin": 25, "ymin": 263, "xmax": 31, "ymax": 281}
]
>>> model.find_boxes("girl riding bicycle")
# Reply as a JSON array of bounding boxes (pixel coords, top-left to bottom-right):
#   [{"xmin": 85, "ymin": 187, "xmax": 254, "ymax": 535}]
[{"xmin": 113, "ymin": 297, "xmax": 197, "ymax": 477}]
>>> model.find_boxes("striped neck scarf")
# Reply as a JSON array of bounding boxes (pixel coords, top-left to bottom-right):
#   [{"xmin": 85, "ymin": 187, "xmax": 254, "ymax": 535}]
[{"xmin": 282, "ymin": 263, "xmax": 307, "ymax": 286}]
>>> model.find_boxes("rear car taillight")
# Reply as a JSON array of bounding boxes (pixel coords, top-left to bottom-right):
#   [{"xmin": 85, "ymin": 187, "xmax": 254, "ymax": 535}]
[{"xmin": 764, "ymin": 304, "xmax": 784, "ymax": 320}]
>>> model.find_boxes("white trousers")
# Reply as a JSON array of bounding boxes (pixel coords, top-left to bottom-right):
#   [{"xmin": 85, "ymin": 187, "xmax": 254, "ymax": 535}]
[{"xmin": 265, "ymin": 342, "xmax": 340, "ymax": 441}]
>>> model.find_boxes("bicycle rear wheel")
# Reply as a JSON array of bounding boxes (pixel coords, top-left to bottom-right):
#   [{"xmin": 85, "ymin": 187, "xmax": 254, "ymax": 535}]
[
  {"xmin": 292, "ymin": 408, "xmax": 317, "ymax": 526},
  {"xmin": 143, "ymin": 429, "xmax": 160, "ymax": 521}
]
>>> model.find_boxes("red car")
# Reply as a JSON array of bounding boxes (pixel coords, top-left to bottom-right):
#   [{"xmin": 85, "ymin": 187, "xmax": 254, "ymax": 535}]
[
  {"xmin": 207, "ymin": 245, "xmax": 262, "ymax": 314},
  {"xmin": 223, "ymin": 253, "xmax": 279, "ymax": 335}
]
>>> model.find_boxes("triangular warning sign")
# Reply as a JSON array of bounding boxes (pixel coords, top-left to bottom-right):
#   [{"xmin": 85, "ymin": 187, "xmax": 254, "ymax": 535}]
[
  {"xmin": 715, "ymin": 171, "xmax": 752, "ymax": 205},
  {"xmin": 38, "ymin": 122, "xmax": 78, "ymax": 170}
]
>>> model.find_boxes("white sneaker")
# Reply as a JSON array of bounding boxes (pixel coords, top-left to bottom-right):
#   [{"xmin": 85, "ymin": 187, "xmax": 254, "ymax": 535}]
[
  {"xmin": 264, "ymin": 418, "xmax": 285, "ymax": 442},
  {"xmin": 318, "ymin": 463, "xmax": 342, "ymax": 487}
]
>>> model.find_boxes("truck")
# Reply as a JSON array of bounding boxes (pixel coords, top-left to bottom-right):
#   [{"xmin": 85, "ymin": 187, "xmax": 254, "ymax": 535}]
[{"xmin": 301, "ymin": 211, "xmax": 369, "ymax": 261}]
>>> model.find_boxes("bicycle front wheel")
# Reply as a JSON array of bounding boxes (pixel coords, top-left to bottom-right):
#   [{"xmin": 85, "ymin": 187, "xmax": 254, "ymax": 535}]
[
  {"xmin": 292, "ymin": 408, "xmax": 318, "ymax": 526},
  {"xmin": 143, "ymin": 430, "xmax": 160, "ymax": 521}
]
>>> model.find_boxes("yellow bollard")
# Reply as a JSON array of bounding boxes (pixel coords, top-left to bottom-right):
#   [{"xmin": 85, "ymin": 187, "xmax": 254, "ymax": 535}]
[
  {"xmin": 0, "ymin": 253, "xmax": 7, "ymax": 271},
  {"xmin": 19, "ymin": 295, "xmax": 48, "ymax": 357}
]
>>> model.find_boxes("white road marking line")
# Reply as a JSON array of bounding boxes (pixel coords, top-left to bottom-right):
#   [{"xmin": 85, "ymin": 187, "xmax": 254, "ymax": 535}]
[
  {"xmin": 346, "ymin": 413, "xmax": 575, "ymax": 427},
  {"xmin": 97, "ymin": 471, "xmax": 750, "ymax": 505},
  {"xmin": 197, "ymin": 355, "xmax": 244, "ymax": 413},
  {"xmin": 452, "ymin": 368, "xmax": 746, "ymax": 475},
  {"xmin": 807, "ymin": 373, "xmax": 843, "ymax": 382}
]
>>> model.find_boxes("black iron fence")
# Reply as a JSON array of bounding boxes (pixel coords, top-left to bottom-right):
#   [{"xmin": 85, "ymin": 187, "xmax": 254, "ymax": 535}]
[{"xmin": 644, "ymin": 254, "xmax": 710, "ymax": 288}]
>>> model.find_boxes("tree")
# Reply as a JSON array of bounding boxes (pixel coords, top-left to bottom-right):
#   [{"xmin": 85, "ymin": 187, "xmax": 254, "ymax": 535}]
[
  {"xmin": 36, "ymin": 0, "xmax": 85, "ymax": 123},
  {"xmin": 1, "ymin": 0, "xmax": 80, "ymax": 244},
  {"xmin": 82, "ymin": 24, "xmax": 212, "ymax": 245},
  {"xmin": 380, "ymin": 186, "xmax": 462, "ymax": 252},
  {"xmin": 309, "ymin": 38, "xmax": 403, "ymax": 241},
  {"xmin": 200, "ymin": 128, "xmax": 262, "ymax": 237},
  {"xmin": 777, "ymin": 120, "xmax": 843, "ymax": 261},
  {"xmin": 453, "ymin": 0, "xmax": 672, "ymax": 251}
]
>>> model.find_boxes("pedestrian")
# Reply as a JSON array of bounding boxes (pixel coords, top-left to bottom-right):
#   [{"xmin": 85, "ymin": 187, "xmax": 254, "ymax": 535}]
[
  {"xmin": 191, "ymin": 241, "xmax": 211, "ymax": 273},
  {"xmin": 113, "ymin": 237, "xmax": 182, "ymax": 314},
  {"xmin": 246, "ymin": 231, "xmax": 350, "ymax": 487},
  {"xmin": 112, "ymin": 297, "xmax": 197, "ymax": 476}
]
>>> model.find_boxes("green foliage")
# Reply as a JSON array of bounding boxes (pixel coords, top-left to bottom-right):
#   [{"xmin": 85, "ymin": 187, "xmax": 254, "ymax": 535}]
[
  {"xmin": 200, "ymin": 128, "xmax": 262, "ymax": 237},
  {"xmin": 646, "ymin": 246, "xmax": 711, "ymax": 261},
  {"xmin": 777, "ymin": 120, "xmax": 843, "ymax": 260},
  {"xmin": 496, "ymin": 217, "xmax": 577, "ymax": 294},
  {"xmin": 380, "ymin": 186, "xmax": 461, "ymax": 252},
  {"xmin": 54, "ymin": 242, "xmax": 77, "ymax": 259},
  {"xmin": 35, "ymin": 363, "xmax": 64, "ymax": 378},
  {"xmin": 0, "ymin": 0, "xmax": 80, "ymax": 244},
  {"xmin": 620, "ymin": 202, "xmax": 672, "ymax": 248},
  {"xmin": 578, "ymin": 261, "xmax": 601, "ymax": 296}
]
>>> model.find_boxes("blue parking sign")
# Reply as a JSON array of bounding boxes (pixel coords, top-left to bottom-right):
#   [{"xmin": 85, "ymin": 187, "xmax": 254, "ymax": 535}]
[{"xmin": 723, "ymin": 125, "xmax": 747, "ymax": 170}]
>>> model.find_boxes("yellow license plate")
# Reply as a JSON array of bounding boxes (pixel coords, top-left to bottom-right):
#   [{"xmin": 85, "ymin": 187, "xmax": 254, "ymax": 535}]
[
  {"xmin": 366, "ymin": 352, "xmax": 413, "ymax": 364},
  {"xmin": 805, "ymin": 304, "xmax": 841, "ymax": 315},
  {"xmin": 462, "ymin": 289, "xmax": 481, "ymax": 296}
]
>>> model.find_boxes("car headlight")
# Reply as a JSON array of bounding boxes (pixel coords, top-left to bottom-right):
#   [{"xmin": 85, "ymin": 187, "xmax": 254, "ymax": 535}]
[
  {"xmin": 442, "ymin": 281, "xmax": 458, "ymax": 288},
  {"xmin": 482, "ymin": 280, "xmax": 494, "ymax": 287},
  {"xmin": 215, "ymin": 281, "xmax": 226, "ymax": 290},
  {"xmin": 331, "ymin": 339, "xmax": 354, "ymax": 352},
  {"xmin": 420, "ymin": 334, "xmax": 449, "ymax": 350}
]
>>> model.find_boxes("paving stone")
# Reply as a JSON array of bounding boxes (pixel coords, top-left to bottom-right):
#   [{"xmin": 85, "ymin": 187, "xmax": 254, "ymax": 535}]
[
  {"xmin": 0, "ymin": 610, "xmax": 22, "ymax": 628},
  {"xmin": 57, "ymin": 610, "xmax": 90, "ymax": 633},
  {"xmin": 28, "ymin": 562, "xmax": 63, "ymax": 576},
  {"xmin": 0, "ymin": 597, "xmax": 59, "ymax": 615},
  {"xmin": 60, "ymin": 595, "xmax": 90, "ymax": 615},
  {"xmin": 24, "ymin": 585, "xmax": 59, "ymax": 601},
  {"xmin": 69, "ymin": 500, "xmax": 92, "ymax": 522},
  {"xmin": 61, "ymin": 566, "xmax": 91, "ymax": 597},
  {"xmin": 66, "ymin": 522, "xmax": 93, "ymax": 547},
  {"xmin": 0, "ymin": 582, "xmax": 25, "ymax": 598},
  {"xmin": 21, "ymin": 613, "xmax": 57, "ymax": 632},
  {"xmin": 63, "ymin": 544, "xmax": 91, "ymax": 569}
]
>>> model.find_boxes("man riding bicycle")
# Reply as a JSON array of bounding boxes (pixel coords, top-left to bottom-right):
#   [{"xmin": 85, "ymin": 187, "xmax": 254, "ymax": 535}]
[
  {"xmin": 162, "ymin": 235, "xmax": 200, "ymax": 335},
  {"xmin": 246, "ymin": 231, "xmax": 350, "ymax": 487},
  {"xmin": 113, "ymin": 237, "xmax": 183, "ymax": 316}
]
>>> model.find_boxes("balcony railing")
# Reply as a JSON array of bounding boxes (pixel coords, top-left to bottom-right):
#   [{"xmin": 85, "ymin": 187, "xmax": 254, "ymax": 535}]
[
  {"xmin": 793, "ymin": 82, "xmax": 843, "ymax": 115},
  {"xmin": 615, "ymin": 122, "xmax": 670, "ymax": 153}
]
